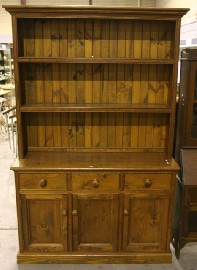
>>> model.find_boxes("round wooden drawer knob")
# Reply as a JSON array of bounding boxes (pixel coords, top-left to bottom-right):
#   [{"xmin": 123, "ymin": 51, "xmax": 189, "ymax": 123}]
[
  {"xmin": 144, "ymin": 178, "xmax": 152, "ymax": 188},
  {"xmin": 92, "ymin": 179, "xmax": 99, "ymax": 188},
  {"xmin": 40, "ymin": 179, "xmax": 47, "ymax": 188},
  {"xmin": 72, "ymin": 210, "xmax": 78, "ymax": 216},
  {"xmin": 124, "ymin": 209, "xmax": 129, "ymax": 216}
]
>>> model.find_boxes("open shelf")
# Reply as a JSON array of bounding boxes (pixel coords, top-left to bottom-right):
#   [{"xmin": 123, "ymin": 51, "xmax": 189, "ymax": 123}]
[
  {"xmin": 17, "ymin": 57, "xmax": 175, "ymax": 65},
  {"xmin": 20, "ymin": 103, "xmax": 172, "ymax": 113}
]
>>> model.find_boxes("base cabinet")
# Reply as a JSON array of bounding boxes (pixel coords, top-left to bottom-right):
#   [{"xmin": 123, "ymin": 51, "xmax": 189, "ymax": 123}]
[
  {"xmin": 180, "ymin": 187, "xmax": 197, "ymax": 247},
  {"xmin": 15, "ymin": 170, "xmax": 175, "ymax": 263},
  {"xmin": 172, "ymin": 149, "xmax": 197, "ymax": 257}
]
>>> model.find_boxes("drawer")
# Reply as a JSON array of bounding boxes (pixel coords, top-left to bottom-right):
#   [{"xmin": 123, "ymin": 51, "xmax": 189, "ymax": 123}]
[
  {"xmin": 124, "ymin": 174, "xmax": 171, "ymax": 190},
  {"xmin": 72, "ymin": 173, "xmax": 119, "ymax": 191},
  {"xmin": 19, "ymin": 173, "xmax": 67, "ymax": 190}
]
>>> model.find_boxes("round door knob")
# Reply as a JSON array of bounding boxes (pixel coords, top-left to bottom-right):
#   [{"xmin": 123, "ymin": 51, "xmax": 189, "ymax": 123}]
[
  {"xmin": 62, "ymin": 210, "xmax": 67, "ymax": 216},
  {"xmin": 40, "ymin": 179, "xmax": 47, "ymax": 188},
  {"xmin": 72, "ymin": 210, "xmax": 78, "ymax": 216},
  {"xmin": 92, "ymin": 179, "xmax": 99, "ymax": 188},
  {"xmin": 124, "ymin": 209, "xmax": 129, "ymax": 216},
  {"xmin": 144, "ymin": 178, "xmax": 152, "ymax": 188}
]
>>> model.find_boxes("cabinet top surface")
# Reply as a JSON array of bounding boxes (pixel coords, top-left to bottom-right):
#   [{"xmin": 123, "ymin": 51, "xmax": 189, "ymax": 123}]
[
  {"xmin": 181, "ymin": 49, "xmax": 197, "ymax": 60},
  {"xmin": 11, "ymin": 152, "xmax": 179, "ymax": 172},
  {"xmin": 3, "ymin": 5, "xmax": 189, "ymax": 17}
]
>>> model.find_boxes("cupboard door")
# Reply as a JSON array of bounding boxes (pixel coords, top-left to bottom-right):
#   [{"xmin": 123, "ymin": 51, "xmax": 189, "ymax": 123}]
[
  {"xmin": 72, "ymin": 193, "xmax": 119, "ymax": 252},
  {"xmin": 185, "ymin": 62, "xmax": 197, "ymax": 145},
  {"xmin": 21, "ymin": 194, "xmax": 68, "ymax": 252},
  {"xmin": 182, "ymin": 188, "xmax": 197, "ymax": 238},
  {"xmin": 123, "ymin": 191, "xmax": 169, "ymax": 252}
]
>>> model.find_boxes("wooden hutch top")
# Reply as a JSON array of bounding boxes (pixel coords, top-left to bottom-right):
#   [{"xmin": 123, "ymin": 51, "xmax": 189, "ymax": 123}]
[
  {"xmin": 4, "ymin": 5, "xmax": 189, "ymax": 172},
  {"xmin": 3, "ymin": 5, "xmax": 189, "ymax": 17}
]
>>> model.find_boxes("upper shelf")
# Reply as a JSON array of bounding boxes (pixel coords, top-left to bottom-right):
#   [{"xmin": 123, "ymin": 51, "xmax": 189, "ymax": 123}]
[
  {"xmin": 17, "ymin": 57, "xmax": 175, "ymax": 64},
  {"xmin": 20, "ymin": 103, "xmax": 172, "ymax": 113},
  {"xmin": 14, "ymin": 17, "xmax": 179, "ymax": 60}
]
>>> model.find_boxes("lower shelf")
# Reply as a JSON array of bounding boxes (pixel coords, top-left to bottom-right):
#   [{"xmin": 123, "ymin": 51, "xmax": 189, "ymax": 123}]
[{"xmin": 17, "ymin": 252, "xmax": 172, "ymax": 264}]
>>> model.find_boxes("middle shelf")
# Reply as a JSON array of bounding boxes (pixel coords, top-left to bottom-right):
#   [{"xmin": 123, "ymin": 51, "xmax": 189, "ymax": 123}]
[
  {"xmin": 17, "ymin": 57, "xmax": 175, "ymax": 64},
  {"xmin": 20, "ymin": 103, "xmax": 172, "ymax": 113},
  {"xmin": 18, "ymin": 63, "xmax": 174, "ymax": 107}
]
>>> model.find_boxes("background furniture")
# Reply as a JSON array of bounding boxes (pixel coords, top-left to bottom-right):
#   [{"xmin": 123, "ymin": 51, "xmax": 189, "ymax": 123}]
[
  {"xmin": 180, "ymin": 150, "xmax": 197, "ymax": 246},
  {"xmin": 2, "ymin": 105, "xmax": 17, "ymax": 154},
  {"xmin": 0, "ymin": 44, "xmax": 14, "ymax": 85},
  {"xmin": 173, "ymin": 48, "xmax": 197, "ymax": 257},
  {"xmin": 4, "ymin": 5, "xmax": 188, "ymax": 264}
]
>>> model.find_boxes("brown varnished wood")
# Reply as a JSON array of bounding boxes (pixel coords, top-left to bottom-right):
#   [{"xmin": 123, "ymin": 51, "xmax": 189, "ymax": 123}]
[
  {"xmin": 72, "ymin": 193, "xmax": 119, "ymax": 252},
  {"xmin": 18, "ymin": 57, "xmax": 175, "ymax": 64},
  {"xmin": 4, "ymin": 5, "xmax": 188, "ymax": 264},
  {"xmin": 124, "ymin": 173, "xmax": 172, "ymax": 190},
  {"xmin": 20, "ymin": 103, "xmax": 173, "ymax": 112},
  {"xmin": 16, "ymin": 252, "xmax": 172, "ymax": 264},
  {"xmin": 20, "ymin": 193, "xmax": 68, "ymax": 252},
  {"xmin": 19, "ymin": 173, "xmax": 67, "ymax": 190},
  {"xmin": 11, "ymin": 152, "xmax": 179, "ymax": 171},
  {"xmin": 122, "ymin": 191, "xmax": 169, "ymax": 252},
  {"xmin": 72, "ymin": 173, "xmax": 119, "ymax": 191}
]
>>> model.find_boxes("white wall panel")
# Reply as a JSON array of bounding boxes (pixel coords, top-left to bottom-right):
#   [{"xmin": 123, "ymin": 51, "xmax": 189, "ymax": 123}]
[
  {"xmin": 92, "ymin": 0, "xmax": 139, "ymax": 6},
  {"xmin": 3, "ymin": 0, "xmax": 195, "ymax": 43},
  {"xmin": 0, "ymin": 0, "xmax": 20, "ymax": 41},
  {"xmin": 156, "ymin": 0, "xmax": 196, "ymax": 25},
  {"xmin": 26, "ymin": 0, "xmax": 88, "ymax": 4},
  {"xmin": 156, "ymin": 0, "xmax": 197, "ymax": 46}
]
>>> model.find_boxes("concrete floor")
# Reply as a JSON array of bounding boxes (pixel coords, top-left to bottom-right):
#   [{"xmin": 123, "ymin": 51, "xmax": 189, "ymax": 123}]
[{"xmin": 0, "ymin": 138, "xmax": 197, "ymax": 270}]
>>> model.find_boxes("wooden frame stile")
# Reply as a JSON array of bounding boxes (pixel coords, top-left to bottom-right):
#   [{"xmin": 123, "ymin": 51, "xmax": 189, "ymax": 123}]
[
  {"xmin": 11, "ymin": 15, "xmax": 24, "ymax": 158},
  {"xmin": 167, "ymin": 18, "xmax": 182, "ymax": 158},
  {"xmin": 15, "ymin": 173, "xmax": 24, "ymax": 254}
]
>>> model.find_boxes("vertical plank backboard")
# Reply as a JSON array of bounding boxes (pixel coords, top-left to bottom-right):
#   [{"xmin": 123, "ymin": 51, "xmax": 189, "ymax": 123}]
[
  {"xmin": 101, "ymin": 20, "xmax": 110, "ymax": 58},
  {"xmin": 109, "ymin": 20, "xmax": 118, "ymax": 58},
  {"xmin": 125, "ymin": 20, "xmax": 134, "ymax": 58},
  {"xmin": 133, "ymin": 21, "xmax": 142, "ymax": 59},
  {"xmin": 142, "ymin": 21, "xmax": 150, "ymax": 59},
  {"xmin": 117, "ymin": 20, "xmax": 126, "ymax": 58},
  {"xmin": 93, "ymin": 20, "xmax": 101, "ymax": 57},
  {"xmin": 76, "ymin": 19, "xmax": 85, "ymax": 57},
  {"xmin": 34, "ymin": 20, "xmax": 45, "ymax": 147},
  {"xmin": 85, "ymin": 19, "xmax": 93, "ymax": 57},
  {"xmin": 59, "ymin": 19, "xmax": 68, "ymax": 58}
]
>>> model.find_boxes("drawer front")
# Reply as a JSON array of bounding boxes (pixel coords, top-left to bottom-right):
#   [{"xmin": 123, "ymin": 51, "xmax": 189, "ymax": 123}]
[
  {"xmin": 124, "ymin": 174, "xmax": 171, "ymax": 190},
  {"xmin": 72, "ymin": 173, "xmax": 119, "ymax": 191},
  {"xmin": 19, "ymin": 173, "xmax": 67, "ymax": 190}
]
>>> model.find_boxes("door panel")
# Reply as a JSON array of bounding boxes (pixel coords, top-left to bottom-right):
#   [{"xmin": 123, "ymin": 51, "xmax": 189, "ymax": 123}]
[
  {"xmin": 72, "ymin": 193, "xmax": 119, "ymax": 252},
  {"xmin": 123, "ymin": 191, "xmax": 169, "ymax": 252},
  {"xmin": 21, "ymin": 194, "xmax": 68, "ymax": 252}
]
